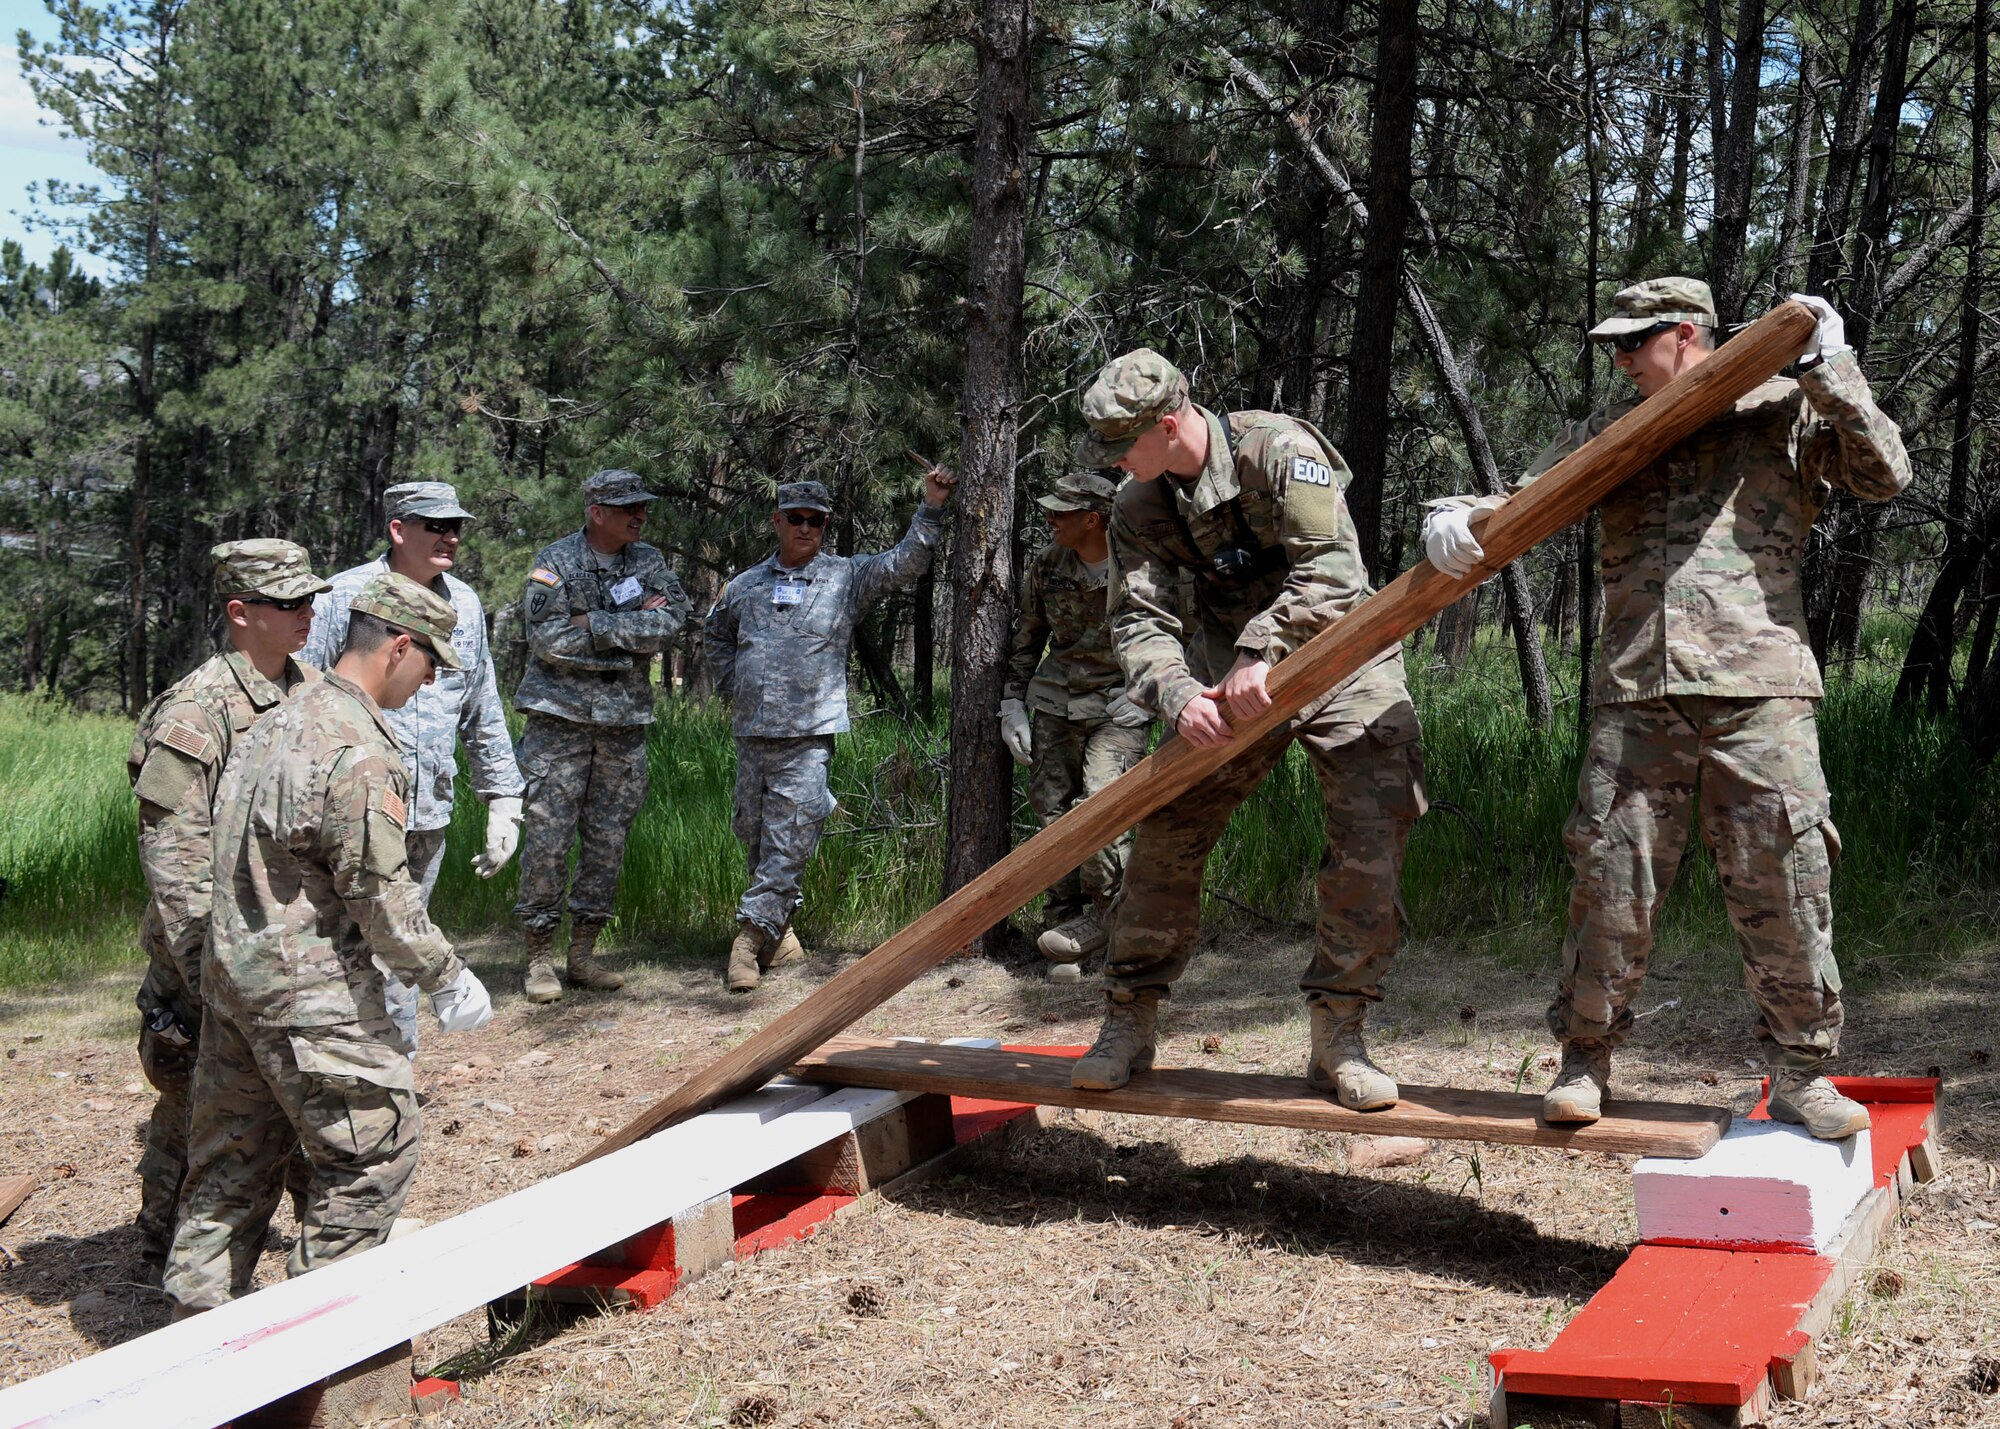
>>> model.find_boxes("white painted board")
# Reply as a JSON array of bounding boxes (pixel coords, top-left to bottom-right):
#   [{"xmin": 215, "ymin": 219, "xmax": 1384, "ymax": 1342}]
[{"xmin": 1634, "ymin": 1119, "xmax": 1873, "ymax": 1252}]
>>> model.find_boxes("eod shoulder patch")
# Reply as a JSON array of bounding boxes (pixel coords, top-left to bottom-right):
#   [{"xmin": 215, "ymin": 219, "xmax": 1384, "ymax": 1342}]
[{"xmin": 1291, "ymin": 456, "xmax": 1334, "ymax": 488}]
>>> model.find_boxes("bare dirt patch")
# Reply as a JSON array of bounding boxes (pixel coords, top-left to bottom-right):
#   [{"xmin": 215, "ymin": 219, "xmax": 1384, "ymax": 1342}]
[{"xmin": 4, "ymin": 925, "xmax": 1999, "ymax": 1426}]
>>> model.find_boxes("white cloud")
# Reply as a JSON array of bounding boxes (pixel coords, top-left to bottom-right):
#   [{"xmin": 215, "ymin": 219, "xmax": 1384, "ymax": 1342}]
[{"xmin": 0, "ymin": 45, "xmax": 94, "ymax": 159}]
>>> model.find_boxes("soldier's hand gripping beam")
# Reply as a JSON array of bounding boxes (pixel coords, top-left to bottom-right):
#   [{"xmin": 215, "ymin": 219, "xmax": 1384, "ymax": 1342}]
[{"xmin": 575, "ymin": 300, "xmax": 1817, "ymax": 1167}]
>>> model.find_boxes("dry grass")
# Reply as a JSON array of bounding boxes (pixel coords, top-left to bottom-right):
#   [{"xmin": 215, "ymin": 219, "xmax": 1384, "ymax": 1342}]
[{"xmin": 3, "ymin": 923, "xmax": 2000, "ymax": 1427}]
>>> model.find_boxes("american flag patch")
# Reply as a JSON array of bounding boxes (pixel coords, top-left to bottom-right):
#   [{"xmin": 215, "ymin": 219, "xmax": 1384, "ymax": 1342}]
[
  {"xmin": 381, "ymin": 789, "xmax": 407, "ymax": 828},
  {"xmin": 529, "ymin": 567, "xmax": 560, "ymax": 587},
  {"xmin": 161, "ymin": 720, "xmax": 212, "ymax": 761}
]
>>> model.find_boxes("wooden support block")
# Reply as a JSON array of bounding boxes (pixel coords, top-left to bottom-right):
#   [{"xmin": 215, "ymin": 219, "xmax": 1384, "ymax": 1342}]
[
  {"xmin": 668, "ymin": 1192, "xmax": 737, "ymax": 1281},
  {"xmin": 791, "ymin": 1038, "xmax": 1730, "ymax": 1158},
  {"xmin": 0, "ymin": 1175, "xmax": 32, "ymax": 1229},
  {"xmin": 1907, "ymin": 1132, "xmax": 1942, "ymax": 1184},
  {"xmin": 1634, "ymin": 1121, "xmax": 1873, "ymax": 1251},
  {"xmin": 748, "ymin": 1093, "xmax": 957, "ymax": 1196}
]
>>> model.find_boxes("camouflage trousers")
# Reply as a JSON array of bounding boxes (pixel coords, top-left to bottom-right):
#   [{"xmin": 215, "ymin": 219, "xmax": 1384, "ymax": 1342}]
[
  {"xmin": 1029, "ymin": 711, "xmax": 1150, "ymax": 919},
  {"xmin": 163, "ymin": 1010, "xmax": 419, "ymax": 1312},
  {"xmin": 733, "ymin": 736, "xmax": 837, "ymax": 940},
  {"xmin": 514, "ymin": 713, "xmax": 650, "ymax": 934},
  {"xmin": 1552, "ymin": 695, "xmax": 1843, "ymax": 1071},
  {"xmin": 134, "ymin": 913, "xmax": 198, "ymax": 1263},
  {"xmin": 384, "ymin": 827, "xmax": 447, "ymax": 1053},
  {"xmin": 1105, "ymin": 695, "xmax": 1425, "ymax": 1006}
]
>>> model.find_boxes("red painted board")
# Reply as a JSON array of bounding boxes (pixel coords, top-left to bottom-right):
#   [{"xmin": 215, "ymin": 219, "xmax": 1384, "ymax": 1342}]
[
  {"xmin": 531, "ymin": 1262, "xmax": 681, "ymax": 1310},
  {"xmin": 413, "ymin": 1376, "xmax": 461, "ymax": 1403},
  {"xmin": 732, "ymin": 1190, "xmax": 857, "ymax": 1257},
  {"xmin": 1488, "ymin": 1352, "xmax": 1769, "ymax": 1403},
  {"xmin": 1748, "ymin": 1076, "xmax": 1938, "ymax": 1186}
]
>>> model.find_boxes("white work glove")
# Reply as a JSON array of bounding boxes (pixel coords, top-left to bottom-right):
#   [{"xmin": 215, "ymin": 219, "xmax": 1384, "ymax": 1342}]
[
  {"xmin": 472, "ymin": 795, "xmax": 523, "ymax": 879},
  {"xmin": 430, "ymin": 967, "xmax": 493, "ymax": 1033},
  {"xmin": 1422, "ymin": 506, "xmax": 1486, "ymax": 580},
  {"xmin": 1105, "ymin": 689, "xmax": 1152, "ymax": 728},
  {"xmin": 1787, "ymin": 293, "xmax": 1851, "ymax": 362},
  {"xmin": 998, "ymin": 697, "xmax": 1033, "ymax": 766}
]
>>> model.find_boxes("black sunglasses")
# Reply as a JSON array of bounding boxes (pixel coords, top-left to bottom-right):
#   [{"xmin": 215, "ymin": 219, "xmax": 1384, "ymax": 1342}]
[
  {"xmin": 244, "ymin": 595, "xmax": 312, "ymax": 613},
  {"xmin": 783, "ymin": 510, "xmax": 828, "ymax": 529},
  {"xmin": 420, "ymin": 518, "xmax": 465, "ymax": 536},
  {"xmin": 1608, "ymin": 322, "xmax": 1676, "ymax": 355}
]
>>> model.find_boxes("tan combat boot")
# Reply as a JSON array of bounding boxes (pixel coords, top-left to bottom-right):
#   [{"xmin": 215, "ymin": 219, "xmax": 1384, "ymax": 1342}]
[
  {"xmin": 762, "ymin": 924, "xmax": 806, "ymax": 971},
  {"xmin": 1306, "ymin": 1000, "xmax": 1398, "ymax": 1111},
  {"xmin": 523, "ymin": 926, "xmax": 562, "ymax": 1004},
  {"xmin": 565, "ymin": 919, "xmax": 625, "ymax": 991},
  {"xmin": 1542, "ymin": 1039, "xmax": 1611, "ymax": 1123},
  {"xmin": 1071, "ymin": 990, "xmax": 1160, "ymax": 1090},
  {"xmin": 1767, "ymin": 1070, "xmax": 1871, "ymax": 1140},
  {"xmin": 1038, "ymin": 906, "xmax": 1109, "ymax": 964},
  {"xmin": 726, "ymin": 923, "xmax": 766, "ymax": 994}
]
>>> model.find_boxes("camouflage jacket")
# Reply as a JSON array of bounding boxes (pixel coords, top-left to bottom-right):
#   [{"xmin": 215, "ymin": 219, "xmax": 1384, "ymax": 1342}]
[
  {"xmin": 1108, "ymin": 406, "xmax": 1407, "ymax": 726},
  {"xmin": 1438, "ymin": 350, "xmax": 1911, "ymax": 704},
  {"xmin": 1004, "ymin": 543, "xmax": 1123, "ymax": 719},
  {"xmin": 206, "ymin": 672, "xmax": 463, "ymax": 1030},
  {"xmin": 129, "ymin": 650, "xmax": 318, "ymax": 1011},
  {"xmin": 703, "ymin": 502, "xmax": 944, "ymax": 737},
  {"xmin": 515, "ymin": 531, "xmax": 691, "ymax": 727},
  {"xmin": 304, "ymin": 555, "xmax": 523, "ymax": 832}
]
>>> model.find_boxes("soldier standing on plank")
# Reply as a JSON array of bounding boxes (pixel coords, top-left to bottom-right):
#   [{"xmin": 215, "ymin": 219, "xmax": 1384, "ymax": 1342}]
[
  {"xmin": 703, "ymin": 467, "xmax": 956, "ymax": 994},
  {"xmin": 1071, "ymin": 348, "xmax": 1427, "ymax": 1105},
  {"xmin": 1422, "ymin": 279, "xmax": 1912, "ymax": 1139},
  {"xmin": 999, "ymin": 470, "xmax": 1153, "ymax": 982},
  {"xmin": 164, "ymin": 574, "xmax": 491, "ymax": 1319},
  {"xmin": 126, "ymin": 540, "xmax": 329, "ymax": 1275},
  {"xmin": 513, "ymin": 469, "xmax": 691, "ymax": 1003},
  {"xmin": 305, "ymin": 481, "xmax": 525, "ymax": 1048}
]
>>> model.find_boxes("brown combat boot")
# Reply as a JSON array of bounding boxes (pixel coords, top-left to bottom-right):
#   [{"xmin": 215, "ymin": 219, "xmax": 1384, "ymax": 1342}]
[
  {"xmin": 1542, "ymin": 1039, "xmax": 1611, "ymax": 1123},
  {"xmin": 1767, "ymin": 1069, "xmax": 1871, "ymax": 1140},
  {"xmin": 727, "ymin": 923, "xmax": 766, "ymax": 993},
  {"xmin": 565, "ymin": 919, "xmax": 625, "ymax": 991},
  {"xmin": 1038, "ymin": 906, "xmax": 1109, "ymax": 963},
  {"xmin": 1071, "ymin": 990, "xmax": 1160, "ymax": 1090},
  {"xmin": 523, "ymin": 926, "xmax": 562, "ymax": 1004},
  {"xmin": 762, "ymin": 923, "xmax": 806, "ymax": 971},
  {"xmin": 1306, "ymin": 999, "xmax": 1398, "ymax": 1111}
]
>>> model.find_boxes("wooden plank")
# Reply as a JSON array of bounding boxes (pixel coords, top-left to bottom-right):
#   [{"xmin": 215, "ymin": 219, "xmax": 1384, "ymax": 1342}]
[
  {"xmin": 575, "ymin": 302, "xmax": 1820, "ymax": 1168},
  {"xmin": 0, "ymin": 1175, "xmax": 32, "ymax": 1229},
  {"xmin": 789, "ymin": 1037, "xmax": 1731, "ymax": 1158}
]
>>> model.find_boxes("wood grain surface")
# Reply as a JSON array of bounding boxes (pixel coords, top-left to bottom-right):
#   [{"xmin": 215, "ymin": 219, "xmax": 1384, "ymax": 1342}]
[
  {"xmin": 575, "ymin": 302, "xmax": 1816, "ymax": 1167},
  {"xmin": 790, "ymin": 1036, "xmax": 1731, "ymax": 1158}
]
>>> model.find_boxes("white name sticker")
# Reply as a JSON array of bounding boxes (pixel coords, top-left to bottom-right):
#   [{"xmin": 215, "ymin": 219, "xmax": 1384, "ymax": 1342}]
[
  {"xmin": 1291, "ymin": 456, "xmax": 1334, "ymax": 488},
  {"xmin": 608, "ymin": 575, "xmax": 643, "ymax": 606},
  {"xmin": 773, "ymin": 578, "xmax": 807, "ymax": 607}
]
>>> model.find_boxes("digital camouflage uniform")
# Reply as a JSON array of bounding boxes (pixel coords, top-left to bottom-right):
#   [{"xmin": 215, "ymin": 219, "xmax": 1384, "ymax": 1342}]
[
  {"xmin": 1005, "ymin": 479, "xmax": 1150, "ymax": 920},
  {"xmin": 163, "ymin": 575, "xmax": 467, "ymax": 1312},
  {"xmin": 305, "ymin": 483, "xmax": 523, "ymax": 1043},
  {"xmin": 126, "ymin": 541, "xmax": 327, "ymax": 1264},
  {"xmin": 1089, "ymin": 354, "xmax": 1426, "ymax": 1010},
  {"xmin": 1436, "ymin": 288, "xmax": 1911, "ymax": 1070},
  {"xmin": 512, "ymin": 472, "xmax": 690, "ymax": 937},
  {"xmin": 703, "ymin": 482, "xmax": 945, "ymax": 939}
]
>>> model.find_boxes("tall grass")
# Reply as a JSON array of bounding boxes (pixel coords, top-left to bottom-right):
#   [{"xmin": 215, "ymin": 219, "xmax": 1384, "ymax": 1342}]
[{"xmin": 4, "ymin": 639, "xmax": 1997, "ymax": 991}]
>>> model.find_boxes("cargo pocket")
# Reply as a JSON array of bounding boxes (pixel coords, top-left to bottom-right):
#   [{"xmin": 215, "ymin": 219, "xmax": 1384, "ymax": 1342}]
[
  {"xmin": 1365, "ymin": 703, "xmax": 1427, "ymax": 822},
  {"xmin": 291, "ymin": 1029, "xmax": 415, "ymax": 1166},
  {"xmin": 1783, "ymin": 787, "xmax": 1835, "ymax": 898}
]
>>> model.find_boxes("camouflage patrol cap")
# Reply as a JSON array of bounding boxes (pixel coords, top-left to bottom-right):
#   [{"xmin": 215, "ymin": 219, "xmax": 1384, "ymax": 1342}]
[
  {"xmin": 349, "ymin": 572, "xmax": 464, "ymax": 670},
  {"xmin": 776, "ymin": 480, "xmax": 834, "ymax": 512},
  {"xmin": 1037, "ymin": 470, "xmax": 1121, "ymax": 516},
  {"xmin": 582, "ymin": 468, "xmax": 659, "ymax": 507},
  {"xmin": 211, "ymin": 539, "xmax": 332, "ymax": 601},
  {"xmin": 384, "ymin": 480, "xmax": 473, "ymax": 523},
  {"xmin": 1073, "ymin": 348, "xmax": 1190, "ymax": 467},
  {"xmin": 1588, "ymin": 277, "xmax": 1718, "ymax": 339}
]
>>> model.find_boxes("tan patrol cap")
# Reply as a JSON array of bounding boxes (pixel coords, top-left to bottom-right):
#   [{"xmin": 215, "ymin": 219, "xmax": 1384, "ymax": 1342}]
[
  {"xmin": 1073, "ymin": 348, "xmax": 1190, "ymax": 468},
  {"xmin": 350, "ymin": 573, "xmax": 464, "ymax": 670},
  {"xmin": 211, "ymin": 539, "xmax": 331, "ymax": 601},
  {"xmin": 1037, "ymin": 470, "xmax": 1121, "ymax": 515},
  {"xmin": 1587, "ymin": 277, "xmax": 1717, "ymax": 339}
]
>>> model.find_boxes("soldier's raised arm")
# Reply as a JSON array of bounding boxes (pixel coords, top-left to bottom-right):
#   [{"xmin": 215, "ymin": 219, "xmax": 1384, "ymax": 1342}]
[{"xmin": 851, "ymin": 461, "xmax": 955, "ymax": 610}]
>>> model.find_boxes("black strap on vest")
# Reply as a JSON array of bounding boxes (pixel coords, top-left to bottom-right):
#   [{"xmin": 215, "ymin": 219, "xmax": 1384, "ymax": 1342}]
[{"xmin": 1166, "ymin": 412, "xmax": 1291, "ymax": 591}]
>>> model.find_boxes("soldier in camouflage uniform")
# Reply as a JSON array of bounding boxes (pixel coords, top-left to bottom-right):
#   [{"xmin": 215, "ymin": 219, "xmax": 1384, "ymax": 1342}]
[
  {"xmin": 306, "ymin": 481, "xmax": 525, "ymax": 1049},
  {"xmin": 1423, "ymin": 279, "xmax": 1911, "ymax": 1139},
  {"xmin": 703, "ymin": 467, "xmax": 957, "ymax": 993},
  {"xmin": 1000, "ymin": 470, "xmax": 1153, "ymax": 981},
  {"xmin": 126, "ymin": 540, "xmax": 329, "ymax": 1271},
  {"xmin": 1070, "ymin": 349, "xmax": 1426, "ymax": 1108},
  {"xmin": 513, "ymin": 469, "xmax": 691, "ymax": 1002},
  {"xmin": 163, "ymin": 574, "xmax": 492, "ymax": 1317}
]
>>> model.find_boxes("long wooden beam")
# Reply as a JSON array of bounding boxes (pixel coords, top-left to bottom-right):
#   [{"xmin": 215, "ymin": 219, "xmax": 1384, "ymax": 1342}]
[{"xmin": 579, "ymin": 301, "xmax": 1817, "ymax": 1166}]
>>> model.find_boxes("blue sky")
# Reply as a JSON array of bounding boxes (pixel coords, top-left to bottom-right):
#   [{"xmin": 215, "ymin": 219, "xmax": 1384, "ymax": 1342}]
[{"xmin": 2, "ymin": 0, "xmax": 111, "ymax": 275}]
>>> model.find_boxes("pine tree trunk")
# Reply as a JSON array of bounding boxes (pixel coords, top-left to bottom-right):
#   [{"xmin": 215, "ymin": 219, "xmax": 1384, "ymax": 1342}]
[
  {"xmin": 943, "ymin": 0, "xmax": 1033, "ymax": 950},
  {"xmin": 1704, "ymin": 0, "xmax": 1765, "ymax": 323}
]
